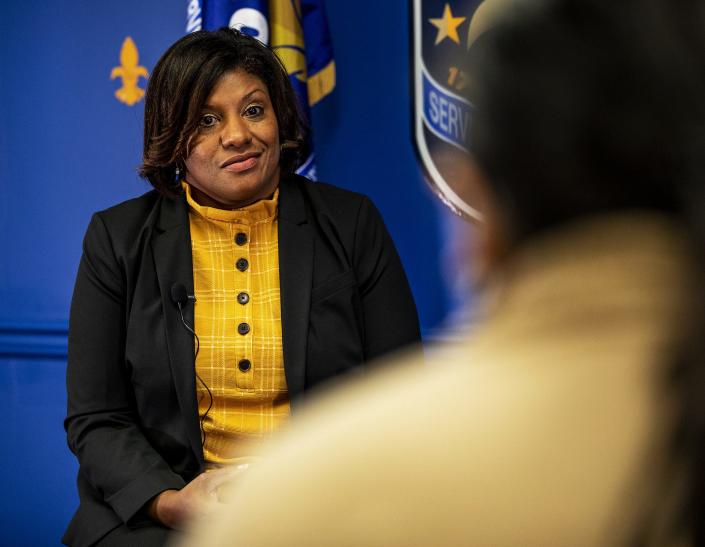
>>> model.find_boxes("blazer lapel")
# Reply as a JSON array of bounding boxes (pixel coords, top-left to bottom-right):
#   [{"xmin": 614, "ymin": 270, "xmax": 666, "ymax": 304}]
[
  {"xmin": 278, "ymin": 177, "xmax": 313, "ymax": 403},
  {"xmin": 151, "ymin": 195, "xmax": 204, "ymax": 465}
]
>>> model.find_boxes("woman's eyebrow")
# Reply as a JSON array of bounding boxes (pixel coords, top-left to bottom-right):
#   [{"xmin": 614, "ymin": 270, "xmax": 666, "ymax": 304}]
[
  {"xmin": 201, "ymin": 89, "xmax": 266, "ymax": 112},
  {"xmin": 240, "ymin": 88, "xmax": 266, "ymax": 103}
]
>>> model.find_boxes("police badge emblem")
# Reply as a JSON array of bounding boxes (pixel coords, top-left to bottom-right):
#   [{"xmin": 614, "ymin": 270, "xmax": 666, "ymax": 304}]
[{"xmin": 412, "ymin": 0, "xmax": 493, "ymax": 221}]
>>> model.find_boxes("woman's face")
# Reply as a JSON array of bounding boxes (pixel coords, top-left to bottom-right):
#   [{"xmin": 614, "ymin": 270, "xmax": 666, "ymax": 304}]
[{"xmin": 184, "ymin": 69, "xmax": 281, "ymax": 209}]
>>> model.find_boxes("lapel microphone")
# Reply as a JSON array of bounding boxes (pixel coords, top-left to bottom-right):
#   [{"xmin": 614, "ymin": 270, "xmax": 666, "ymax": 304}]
[
  {"xmin": 170, "ymin": 283, "xmax": 196, "ymax": 309},
  {"xmin": 169, "ymin": 282, "xmax": 212, "ymax": 449},
  {"xmin": 170, "ymin": 283, "xmax": 199, "ymax": 349}
]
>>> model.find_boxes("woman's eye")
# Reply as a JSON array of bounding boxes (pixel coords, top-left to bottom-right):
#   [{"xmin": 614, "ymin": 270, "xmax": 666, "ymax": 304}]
[
  {"xmin": 244, "ymin": 105, "xmax": 264, "ymax": 117},
  {"xmin": 200, "ymin": 114, "xmax": 218, "ymax": 127}
]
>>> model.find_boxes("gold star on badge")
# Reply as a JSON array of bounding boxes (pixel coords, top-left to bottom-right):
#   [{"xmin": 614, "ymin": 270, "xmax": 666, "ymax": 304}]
[{"xmin": 429, "ymin": 4, "xmax": 467, "ymax": 46}]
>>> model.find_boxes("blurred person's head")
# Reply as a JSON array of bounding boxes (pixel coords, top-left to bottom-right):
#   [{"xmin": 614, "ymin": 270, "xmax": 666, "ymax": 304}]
[
  {"xmin": 463, "ymin": 0, "xmax": 705, "ymax": 541},
  {"xmin": 464, "ymin": 0, "xmax": 705, "ymax": 275},
  {"xmin": 139, "ymin": 28, "xmax": 307, "ymax": 206}
]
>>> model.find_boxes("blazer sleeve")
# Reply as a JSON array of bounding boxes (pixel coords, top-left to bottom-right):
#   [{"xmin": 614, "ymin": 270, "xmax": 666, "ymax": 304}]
[
  {"xmin": 352, "ymin": 197, "xmax": 422, "ymax": 360},
  {"xmin": 65, "ymin": 213, "xmax": 185, "ymax": 523}
]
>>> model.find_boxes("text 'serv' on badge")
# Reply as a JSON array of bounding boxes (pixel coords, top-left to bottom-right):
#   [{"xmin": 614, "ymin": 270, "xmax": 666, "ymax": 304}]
[{"xmin": 411, "ymin": 0, "xmax": 511, "ymax": 221}]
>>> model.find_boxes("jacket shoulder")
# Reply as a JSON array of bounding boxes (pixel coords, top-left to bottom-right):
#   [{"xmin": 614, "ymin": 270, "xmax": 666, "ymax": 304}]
[
  {"xmin": 85, "ymin": 189, "xmax": 171, "ymax": 258},
  {"xmin": 93, "ymin": 189, "xmax": 162, "ymax": 227},
  {"xmin": 292, "ymin": 175, "xmax": 370, "ymax": 220}
]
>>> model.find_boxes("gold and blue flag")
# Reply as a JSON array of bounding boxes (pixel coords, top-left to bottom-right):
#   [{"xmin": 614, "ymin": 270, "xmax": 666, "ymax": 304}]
[{"xmin": 187, "ymin": 0, "xmax": 336, "ymax": 180}]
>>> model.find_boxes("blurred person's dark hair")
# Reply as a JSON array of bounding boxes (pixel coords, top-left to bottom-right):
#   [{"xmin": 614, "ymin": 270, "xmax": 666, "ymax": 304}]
[
  {"xmin": 139, "ymin": 28, "xmax": 308, "ymax": 195},
  {"xmin": 466, "ymin": 0, "xmax": 705, "ymax": 542}
]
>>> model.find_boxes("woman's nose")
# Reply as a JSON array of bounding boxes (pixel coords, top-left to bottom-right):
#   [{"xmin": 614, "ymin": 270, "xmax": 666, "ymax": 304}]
[{"xmin": 220, "ymin": 117, "xmax": 252, "ymax": 148}]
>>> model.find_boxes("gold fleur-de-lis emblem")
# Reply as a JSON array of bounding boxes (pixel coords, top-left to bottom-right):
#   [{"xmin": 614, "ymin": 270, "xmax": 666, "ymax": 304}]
[{"xmin": 110, "ymin": 37, "xmax": 149, "ymax": 106}]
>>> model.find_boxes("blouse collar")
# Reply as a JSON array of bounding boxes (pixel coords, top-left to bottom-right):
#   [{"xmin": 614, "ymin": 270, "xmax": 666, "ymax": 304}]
[{"xmin": 183, "ymin": 182, "xmax": 279, "ymax": 224}]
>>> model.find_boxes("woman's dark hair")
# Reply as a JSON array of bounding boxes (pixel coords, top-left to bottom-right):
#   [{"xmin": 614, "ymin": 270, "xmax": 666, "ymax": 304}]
[
  {"xmin": 466, "ymin": 0, "xmax": 705, "ymax": 543},
  {"xmin": 139, "ymin": 28, "xmax": 308, "ymax": 194},
  {"xmin": 467, "ymin": 0, "xmax": 705, "ymax": 244}
]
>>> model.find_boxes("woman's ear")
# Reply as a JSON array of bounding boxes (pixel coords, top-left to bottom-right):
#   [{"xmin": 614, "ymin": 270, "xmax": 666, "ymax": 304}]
[
  {"xmin": 462, "ymin": 155, "xmax": 509, "ymax": 284},
  {"xmin": 430, "ymin": 148, "xmax": 508, "ymax": 285}
]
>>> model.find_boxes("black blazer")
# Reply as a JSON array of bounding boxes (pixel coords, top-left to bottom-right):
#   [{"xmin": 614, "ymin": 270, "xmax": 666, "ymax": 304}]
[{"xmin": 63, "ymin": 175, "xmax": 420, "ymax": 546}]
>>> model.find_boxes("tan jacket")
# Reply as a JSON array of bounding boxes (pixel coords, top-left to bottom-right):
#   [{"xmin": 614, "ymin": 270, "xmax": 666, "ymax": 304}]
[{"xmin": 182, "ymin": 214, "xmax": 695, "ymax": 547}]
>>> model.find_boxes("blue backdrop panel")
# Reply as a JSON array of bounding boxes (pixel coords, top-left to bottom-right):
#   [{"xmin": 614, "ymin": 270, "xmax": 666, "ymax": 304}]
[
  {"xmin": 0, "ymin": 1, "xmax": 456, "ymax": 544},
  {"xmin": 0, "ymin": 0, "xmax": 186, "ymax": 337},
  {"xmin": 0, "ymin": 358, "xmax": 78, "ymax": 546},
  {"xmin": 311, "ymin": 1, "xmax": 452, "ymax": 331}
]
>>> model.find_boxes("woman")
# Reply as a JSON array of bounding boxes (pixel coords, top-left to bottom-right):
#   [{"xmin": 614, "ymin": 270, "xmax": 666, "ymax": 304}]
[
  {"xmin": 63, "ymin": 29, "xmax": 420, "ymax": 547},
  {"xmin": 181, "ymin": 0, "xmax": 705, "ymax": 545}
]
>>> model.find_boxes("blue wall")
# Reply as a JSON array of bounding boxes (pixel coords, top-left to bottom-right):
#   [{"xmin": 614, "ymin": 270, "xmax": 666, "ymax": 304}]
[
  {"xmin": 0, "ymin": 358, "xmax": 77, "ymax": 546},
  {"xmin": 0, "ymin": 1, "xmax": 457, "ymax": 544}
]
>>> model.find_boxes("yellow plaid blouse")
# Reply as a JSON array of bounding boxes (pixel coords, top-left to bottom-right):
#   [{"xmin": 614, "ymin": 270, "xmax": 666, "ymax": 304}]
[{"xmin": 184, "ymin": 183, "xmax": 290, "ymax": 463}]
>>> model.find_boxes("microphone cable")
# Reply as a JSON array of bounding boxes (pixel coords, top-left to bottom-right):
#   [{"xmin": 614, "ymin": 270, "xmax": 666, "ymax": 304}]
[{"xmin": 173, "ymin": 292, "xmax": 214, "ymax": 449}]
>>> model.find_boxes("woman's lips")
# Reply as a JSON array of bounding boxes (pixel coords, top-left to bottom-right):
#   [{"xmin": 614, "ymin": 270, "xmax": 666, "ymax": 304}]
[{"xmin": 223, "ymin": 155, "xmax": 259, "ymax": 173}]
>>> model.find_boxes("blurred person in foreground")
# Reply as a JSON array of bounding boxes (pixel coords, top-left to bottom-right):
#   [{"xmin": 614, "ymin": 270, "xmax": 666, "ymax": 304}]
[
  {"xmin": 181, "ymin": 0, "xmax": 705, "ymax": 545},
  {"xmin": 63, "ymin": 28, "xmax": 420, "ymax": 547}
]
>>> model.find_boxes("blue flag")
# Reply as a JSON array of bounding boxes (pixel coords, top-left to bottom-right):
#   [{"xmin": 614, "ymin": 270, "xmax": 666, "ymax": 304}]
[{"xmin": 186, "ymin": 0, "xmax": 336, "ymax": 180}]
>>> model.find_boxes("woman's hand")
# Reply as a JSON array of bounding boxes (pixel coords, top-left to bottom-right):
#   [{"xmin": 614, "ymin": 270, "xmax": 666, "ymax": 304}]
[{"xmin": 147, "ymin": 467, "xmax": 247, "ymax": 530}]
